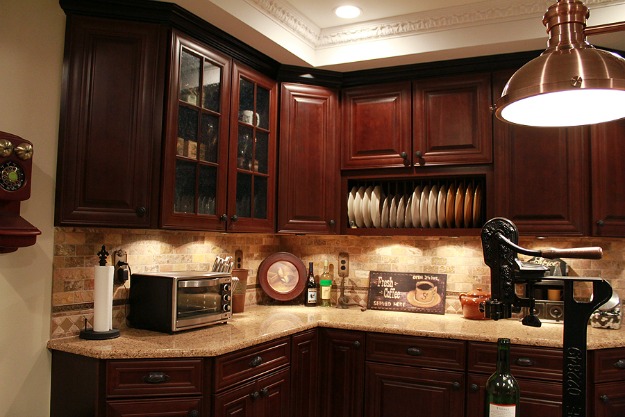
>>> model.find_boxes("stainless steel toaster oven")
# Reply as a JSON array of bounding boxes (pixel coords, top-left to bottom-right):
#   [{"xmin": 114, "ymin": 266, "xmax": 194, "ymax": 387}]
[{"xmin": 128, "ymin": 271, "xmax": 232, "ymax": 333}]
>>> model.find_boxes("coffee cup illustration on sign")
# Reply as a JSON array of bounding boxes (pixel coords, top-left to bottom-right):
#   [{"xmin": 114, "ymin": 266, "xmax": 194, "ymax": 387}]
[{"xmin": 407, "ymin": 280, "xmax": 441, "ymax": 308}]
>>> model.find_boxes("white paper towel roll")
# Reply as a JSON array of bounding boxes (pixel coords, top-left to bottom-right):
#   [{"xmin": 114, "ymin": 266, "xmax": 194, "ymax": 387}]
[{"xmin": 93, "ymin": 265, "xmax": 114, "ymax": 332}]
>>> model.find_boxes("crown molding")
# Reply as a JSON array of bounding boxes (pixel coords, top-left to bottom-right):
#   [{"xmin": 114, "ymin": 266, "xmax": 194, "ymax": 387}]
[{"xmin": 245, "ymin": 0, "xmax": 624, "ymax": 49}]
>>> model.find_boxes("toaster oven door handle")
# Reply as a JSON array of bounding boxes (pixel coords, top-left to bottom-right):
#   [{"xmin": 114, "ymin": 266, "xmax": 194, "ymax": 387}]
[{"xmin": 178, "ymin": 279, "xmax": 221, "ymax": 288}]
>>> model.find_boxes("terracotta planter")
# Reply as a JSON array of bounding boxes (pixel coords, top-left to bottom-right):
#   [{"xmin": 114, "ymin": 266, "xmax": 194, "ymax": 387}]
[{"xmin": 459, "ymin": 288, "xmax": 490, "ymax": 320}]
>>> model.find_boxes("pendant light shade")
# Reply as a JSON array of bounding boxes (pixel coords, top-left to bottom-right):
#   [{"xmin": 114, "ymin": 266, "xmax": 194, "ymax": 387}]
[{"xmin": 495, "ymin": 0, "xmax": 625, "ymax": 127}]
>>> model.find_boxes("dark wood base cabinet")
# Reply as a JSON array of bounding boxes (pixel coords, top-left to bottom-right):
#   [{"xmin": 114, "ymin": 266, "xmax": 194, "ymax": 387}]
[
  {"xmin": 365, "ymin": 362, "xmax": 464, "ymax": 417},
  {"xmin": 50, "ymin": 329, "xmax": 625, "ymax": 417}
]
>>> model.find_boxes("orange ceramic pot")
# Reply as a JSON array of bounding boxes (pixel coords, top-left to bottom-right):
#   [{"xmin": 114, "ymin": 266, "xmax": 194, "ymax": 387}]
[{"xmin": 459, "ymin": 288, "xmax": 491, "ymax": 320}]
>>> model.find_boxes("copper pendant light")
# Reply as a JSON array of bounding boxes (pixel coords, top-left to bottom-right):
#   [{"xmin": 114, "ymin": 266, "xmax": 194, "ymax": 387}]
[{"xmin": 495, "ymin": 0, "xmax": 625, "ymax": 127}]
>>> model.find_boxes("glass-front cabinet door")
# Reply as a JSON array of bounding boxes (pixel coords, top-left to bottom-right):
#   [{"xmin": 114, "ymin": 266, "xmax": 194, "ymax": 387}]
[
  {"xmin": 162, "ymin": 32, "xmax": 231, "ymax": 230},
  {"xmin": 227, "ymin": 62, "xmax": 277, "ymax": 232}
]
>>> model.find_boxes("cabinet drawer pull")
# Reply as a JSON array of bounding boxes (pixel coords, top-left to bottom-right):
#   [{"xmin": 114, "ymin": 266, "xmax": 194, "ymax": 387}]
[
  {"xmin": 600, "ymin": 394, "xmax": 609, "ymax": 403},
  {"xmin": 613, "ymin": 359, "xmax": 625, "ymax": 369},
  {"xmin": 260, "ymin": 387, "xmax": 269, "ymax": 397},
  {"xmin": 400, "ymin": 151, "xmax": 408, "ymax": 159},
  {"xmin": 406, "ymin": 347, "xmax": 422, "ymax": 356},
  {"xmin": 515, "ymin": 357, "xmax": 535, "ymax": 367},
  {"xmin": 415, "ymin": 150, "xmax": 422, "ymax": 158},
  {"xmin": 353, "ymin": 340, "xmax": 361, "ymax": 349},
  {"xmin": 250, "ymin": 391, "xmax": 260, "ymax": 400},
  {"xmin": 470, "ymin": 383, "xmax": 479, "ymax": 392},
  {"xmin": 188, "ymin": 410, "xmax": 199, "ymax": 417},
  {"xmin": 249, "ymin": 355, "xmax": 263, "ymax": 367},
  {"xmin": 135, "ymin": 206, "xmax": 147, "ymax": 217},
  {"xmin": 143, "ymin": 371, "xmax": 170, "ymax": 384}
]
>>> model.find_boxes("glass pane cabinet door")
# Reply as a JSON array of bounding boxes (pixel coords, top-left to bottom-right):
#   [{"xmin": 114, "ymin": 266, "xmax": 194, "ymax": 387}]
[
  {"xmin": 162, "ymin": 33, "xmax": 231, "ymax": 230},
  {"xmin": 228, "ymin": 63, "xmax": 276, "ymax": 232}
]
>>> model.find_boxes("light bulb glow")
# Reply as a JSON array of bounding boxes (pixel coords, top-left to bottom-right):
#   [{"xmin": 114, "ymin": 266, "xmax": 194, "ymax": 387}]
[
  {"xmin": 500, "ymin": 89, "xmax": 625, "ymax": 127},
  {"xmin": 335, "ymin": 5, "xmax": 361, "ymax": 19}
]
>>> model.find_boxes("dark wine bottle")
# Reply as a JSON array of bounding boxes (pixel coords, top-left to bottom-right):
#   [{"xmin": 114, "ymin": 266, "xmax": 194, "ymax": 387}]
[
  {"xmin": 484, "ymin": 338, "xmax": 520, "ymax": 417},
  {"xmin": 304, "ymin": 262, "xmax": 317, "ymax": 307}
]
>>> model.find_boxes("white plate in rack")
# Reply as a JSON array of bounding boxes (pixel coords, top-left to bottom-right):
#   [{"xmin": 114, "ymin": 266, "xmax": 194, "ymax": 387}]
[
  {"xmin": 371, "ymin": 186, "xmax": 384, "ymax": 228},
  {"xmin": 473, "ymin": 184, "xmax": 482, "ymax": 228},
  {"xmin": 428, "ymin": 184, "xmax": 438, "ymax": 228},
  {"xmin": 347, "ymin": 186, "xmax": 357, "ymax": 227},
  {"xmin": 381, "ymin": 195, "xmax": 391, "ymax": 228},
  {"xmin": 389, "ymin": 195, "xmax": 399, "ymax": 228},
  {"xmin": 446, "ymin": 183, "xmax": 456, "ymax": 228},
  {"xmin": 420, "ymin": 185, "xmax": 430, "ymax": 228},
  {"xmin": 437, "ymin": 184, "xmax": 447, "ymax": 228},
  {"xmin": 405, "ymin": 195, "xmax": 413, "ymax": 228},
  {"xmin": 354, "ymin": 186, "xmax": 365, "ymax": 228},
  {"xmin": 397, "ymin": 195, "xmax": 406, "ymax": 228},
  {"xmin": 362, "ymin": 186, "xmax": 373, "ymax": 228},
  {"xmin": 455, "ymin": 182, "xmax": 465, "ymax": 228},
  {"xmin": 464, "ymin": 182, "xmax": 474, "ymax": 228},
  {"xmin": 411, "ymin": 185, "xmax": 422, "ymax": 228}
]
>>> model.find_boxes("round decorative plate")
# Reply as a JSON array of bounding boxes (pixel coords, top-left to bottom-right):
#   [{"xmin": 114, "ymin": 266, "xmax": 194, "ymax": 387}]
[
  {"xmin": 362, "ymin": 186, "xmax": 373, "ymax": 228},
  {"xmin": 464, "ymin": 183, "xmax": 474, "ymax": 228},
  {"xmin": 446, "ymin": 183, "xmax": 456, "ymax": 228},
  {"xmin": 420, "ymin": 185, "xmax": 430, "ymax": 228},
  {"xmin": 455, "ymin": 182, "xmax": 465, "ymax": 228},
  {"xmin": 473, "ymin": 184, "xmax": 483, "ymax": 227},
  {"xmin": 258, "ymin": 252, "xmax": 306, "ymax": 301},
  {"xmin": 347, "ymin": 186, "xmax": 357, "ymax": 227},
  {"xmin": 381, "ymin": 195, "xmax": 391, "ymax": 228},
  {"xmin": 397, "ymin": 195, "xmax": 406, "ymax": 228},
  {"xmin": 437, "ymin": 185, "xmax": 447, "ymax": 228},
  {"xmin": 354, "ymin": 186, "xmax": 365, "ymax": 228},
  {"xmin": 428, "ymin": 185, "xmax": 438, "ymax": 228},
  {"xmin": 405, "ymin": 195, "xmax": 413, "ymax": 228}
]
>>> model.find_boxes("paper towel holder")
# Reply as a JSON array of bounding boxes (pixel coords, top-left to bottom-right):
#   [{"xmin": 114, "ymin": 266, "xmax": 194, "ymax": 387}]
[{"xmin": 79, "ymin": 245, "xmax": 120, "ymax": 340}]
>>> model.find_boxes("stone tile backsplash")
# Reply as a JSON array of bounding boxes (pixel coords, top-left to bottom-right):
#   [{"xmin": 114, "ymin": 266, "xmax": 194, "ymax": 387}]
[{"xmin": 51, "ymin": 227, "xmax": 625, "ymax": 338}]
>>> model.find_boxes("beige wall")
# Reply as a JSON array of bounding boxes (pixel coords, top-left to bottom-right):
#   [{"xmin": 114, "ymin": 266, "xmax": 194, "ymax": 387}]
[{"xmin": 0, "ymin": 0, "xmax": 64, "ymax": 416}]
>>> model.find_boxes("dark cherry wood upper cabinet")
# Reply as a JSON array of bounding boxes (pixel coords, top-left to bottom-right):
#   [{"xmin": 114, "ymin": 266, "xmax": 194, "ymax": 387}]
[
  {"xmin": 590, "ymin": 119, "xmax": 625, "ymax": 237},
  {"xmin": 226, "ymin": 62, "xmax": 278, "ymax": 233},
  {"xmin": 278, "ymin": 83, "xmax": 339, "ymax": 234},
  {"xmin": 160, "ymin": 31, "xmax": 232, "ymax": 231},
  {"xmin": 55, "ymin": 16, "xmax": 166, "ymax": 228},
  {"xmin": 341, "ymin": 82, "xmax": 412, "ymax": 169},
  {"xmin": 413, "ymin": 73, "xmax": 493, "ymax": 166},
  {"xmin": 492, "ymin": 70, "xmax": 589, "ymax": 235}
]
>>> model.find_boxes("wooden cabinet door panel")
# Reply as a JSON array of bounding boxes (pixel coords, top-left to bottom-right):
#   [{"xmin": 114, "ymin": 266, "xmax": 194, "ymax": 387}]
[
  {"xmin": 106, "ymin": 398, "xmax": 202, "ymax": 417},
  {"xmin": 55, "ymin": 16, "xmax": 166, "ymax": 228},
  {"xmin": 591, "ymin": 119, "xmax": 625, "ymax": 236},
  {"xmin": 278, "ymin": 83, "xmax": 339, "ymax": 234},
  {"xmin": 413, "ymin": 73, "xmax": 492, "ymax": 165},
  {"xmin": 319, "ymin": 329, "xmax": 365, "ymax": 417},
  {"xmin": 365, "ymin": 362, "xmax": 464, "ymax": 417},
  {"xmin": 466, "ymin": 373, "xmax": 561, "ymax": 417},
  {"xmin": 493, "ymin": 123, "xmax": 589, "ymax": 235},
  {"xmin": 593, "ymin": 382, "xmax": 625, "ymax": 417},
  {"xmin": 341, "ymin": 82, "xmax": 412, "ymax": 169},
  {"xmin": 291, "ymin": 330, "xmax": 319, "ymax": 417}
]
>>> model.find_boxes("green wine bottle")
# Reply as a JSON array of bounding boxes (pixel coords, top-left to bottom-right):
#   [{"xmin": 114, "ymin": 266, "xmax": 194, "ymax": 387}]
[{"xmin": 484, "ymin": 338, "xmax": 520, "ymax": 417}]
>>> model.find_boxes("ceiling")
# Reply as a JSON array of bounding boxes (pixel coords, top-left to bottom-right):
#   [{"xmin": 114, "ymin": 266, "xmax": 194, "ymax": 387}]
[{"xmin": 166, "ymin": 0, "xmax": 625, "ymax": 71}]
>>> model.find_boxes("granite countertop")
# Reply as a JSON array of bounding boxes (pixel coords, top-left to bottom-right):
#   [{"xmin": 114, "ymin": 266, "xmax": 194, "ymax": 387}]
[{"xmin": 46, "ymin": 305, "xmax": 625, "ymax": 359}]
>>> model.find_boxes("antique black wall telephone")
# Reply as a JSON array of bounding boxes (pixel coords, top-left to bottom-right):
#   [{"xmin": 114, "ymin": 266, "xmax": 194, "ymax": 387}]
[
  {"xmin": 481, "ymin": 217, "xmax": 612, "ymax": 417},
  {"xmin": 0, "ymin": 131, "xmax": 40, "ymax": 252}
]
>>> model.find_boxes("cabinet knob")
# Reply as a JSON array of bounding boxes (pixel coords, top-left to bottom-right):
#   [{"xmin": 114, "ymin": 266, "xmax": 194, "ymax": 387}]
[
  {"xmin": 597, "ymin": 219, "xmax": 605, "ymax": 226},
  {"xmin": 400, "ymin": 151, "xmax": 408, "ymax": 159},
  {"xmin": 329, "ymin": 219, "xmax": 335, "ymax": 227},
  {"xmin": 406, "ymin": 347, "xmax": 422, "ymax": 356},
  {"xmin": 515, "ymin": 357, "xmax": 535, "ymax": 367},
  {"xmin": 415, "ymin": 150, "xmax": 422, "ymax": 158},
  {"xmin": 452, "ymin": 381, "xmax": 461, "ymax": 390},
  {"xmin": 143, "ymin": 371, "xmax": 169, "ymax": 384},
  {"xmin": 135, "ymin": 206, "xmax": 147, "ymax": 217},
  {"xmin": 260, "ymin": 387, "xmax": 269, "ymax": 397},
  {"xmin": 188, "ymin": 410, "xmax": 199, "ymax": 417},
  {"xmin": 613, "ymin": 359, "xmax": 625, "ymax": 369},
  {"xmin": 250, "ymin": 391, "xmax": 260, "ymax": 400},
  {"xmin": 600, "ymin": 394, "xmax": 609, "ymax": 403},
  {"xmin": 470, "ymin": 383, "xmax": 479, "ymax": 392},
  {"xmin": 249, "ymin": 355, "xmax": 263, "ymax": 367},
  {"xmin": 353, "ymin": 340, "xmax": 361, "ymax": 349},
  {"xmin": 219, "ymin": 213, "xmax": 228, "ymax": 222},
  {"xmin": 231, "ymin": 214, "xmax": 239, "ymax": 222}
]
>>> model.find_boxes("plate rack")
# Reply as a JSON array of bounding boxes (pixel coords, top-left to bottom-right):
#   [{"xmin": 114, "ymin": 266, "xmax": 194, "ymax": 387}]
[{"xmin": 346, "ymin": 176, "xmax": 486, "ymax": 232}]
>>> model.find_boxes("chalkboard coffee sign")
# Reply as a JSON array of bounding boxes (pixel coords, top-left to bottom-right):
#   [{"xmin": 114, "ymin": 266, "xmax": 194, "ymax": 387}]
[{"xmin": 367, "ymin": 271, "xmax": 447, "ymax": 314}]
